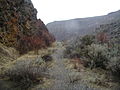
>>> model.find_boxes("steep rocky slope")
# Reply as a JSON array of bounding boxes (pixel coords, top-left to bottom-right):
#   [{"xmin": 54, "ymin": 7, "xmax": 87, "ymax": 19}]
[
  {"xmin": 0, "ymin": 0, "xmax": 55, "ymax": 54},
  {"xmin": 47, "ymin": 10, "xmax": 120, "ymax": 41},
  {"xmin": 96, "ymin": 20, "xmax": 120, "ymax": 44}
]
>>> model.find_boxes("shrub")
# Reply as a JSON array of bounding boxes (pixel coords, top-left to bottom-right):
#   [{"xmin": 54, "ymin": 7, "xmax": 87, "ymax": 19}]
[
  {"xmin": 65, "ymin": 39, "xmax": 109, "ymax": 69},
  {"xmin": 3, "ymin": 57, "xmax": 47, "ymax": 89},
  {"xmin": 108, "ymin": 57, "xmax": 120, "ymax": 76},
  {"xmin": 107, "ymin": 44, "xmax": 120, "ymax": 78},
  {"xmin": 65, "ymin": 34, "xmax": 120, "ymax": 72},
  {"xmin": 81, "ymin": 35, "xmax": 95, "ymax": 46},
  {"xmin": 64, "ymin": 35, "xmax": 95, "ymax": 58},
  {"xmin": 86, "ymin": 44, "xmax": 109, "ymax": 69},
  {"xmin": 96, "ymin": 32, "xmax": 109, "ymax": 43}
]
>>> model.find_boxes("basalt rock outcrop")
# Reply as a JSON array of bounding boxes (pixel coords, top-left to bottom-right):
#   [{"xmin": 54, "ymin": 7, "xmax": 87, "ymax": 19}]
[{"xmin": 0, "ymin": 0, "xmax": 55, "ymax": 54}]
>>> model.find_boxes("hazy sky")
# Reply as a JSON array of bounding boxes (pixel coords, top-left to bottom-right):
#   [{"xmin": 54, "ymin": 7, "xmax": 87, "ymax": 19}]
[{"xmin": 31, "ymin": 0, "xmax": 120, "ymax": 24}]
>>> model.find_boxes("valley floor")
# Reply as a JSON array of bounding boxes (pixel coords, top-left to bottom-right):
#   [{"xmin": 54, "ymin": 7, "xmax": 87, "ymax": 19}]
[
  {"xmin": 35, "ymin": 43, "xmax": 110, "ymax": 90},
  {"xmin": 42, "ymin": 45, "xmax": 95, "ymax": 90},
  {"xmin": 0, "ymin": 42, "xmax": 119, "ymax": 90}
]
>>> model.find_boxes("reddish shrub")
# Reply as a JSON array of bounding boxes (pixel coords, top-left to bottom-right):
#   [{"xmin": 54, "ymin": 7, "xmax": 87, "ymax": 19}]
[
  {"xmin": 17, "ymin": 30, "xmax": 55, "ymax": 54},
  {"xmin": 96, "ymin": 32, "xmax": 109, "ymax": 43},
  {"xmin": 17, "ymin": 35, "xmax": 43, "ymax": 54}
]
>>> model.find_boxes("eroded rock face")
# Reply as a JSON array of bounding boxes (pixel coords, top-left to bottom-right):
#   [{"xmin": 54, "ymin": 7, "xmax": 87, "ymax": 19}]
[{"xmin": 0, "ymin": 0, "xmax": 55, "ymax": 54}]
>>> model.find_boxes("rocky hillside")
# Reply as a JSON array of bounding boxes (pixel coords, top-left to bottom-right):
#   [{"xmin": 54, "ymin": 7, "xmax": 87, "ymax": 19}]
[
  {"xmin": 0, "ymin": 0, "xmax": 55, "ymax": 54},
  {"xmin": 47, "ymin": 10, "xmax": 120, "ymax": 41},
  {"xmin": 96, "ymin": 20, "xmax": 120, "ymax": 44}
]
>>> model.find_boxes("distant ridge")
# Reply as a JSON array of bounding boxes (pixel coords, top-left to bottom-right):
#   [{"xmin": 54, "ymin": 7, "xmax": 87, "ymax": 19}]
[{"xmin": 47, "ymin": 10, "xmax": 120, "ymax": 41}]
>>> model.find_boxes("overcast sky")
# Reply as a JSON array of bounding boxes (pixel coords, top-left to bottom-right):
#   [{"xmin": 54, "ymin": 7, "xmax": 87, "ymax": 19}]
[{"xmin": 31, "ymin": 0, "xmax": 120, "ymax": 24}]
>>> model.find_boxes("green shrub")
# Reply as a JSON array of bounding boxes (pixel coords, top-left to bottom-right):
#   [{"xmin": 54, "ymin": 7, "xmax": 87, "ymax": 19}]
[
  {"xmin": 107, "ymin": 44, "xmax": 120, "ymax": 77},
  {"xmin": 108, "ymin": 57, "xmax": 120, "ymax": 76},
  {"xmin": 64, "ymin": 35, "xmax": 95, "ymax": 58},
  {"xmin": 86, "ymin": 44, "xmax": 109, "ymax": 69},
  {"xmin": 81, "ymin": 35, "xmax": 95, "ymax": 46},
  {"xmin": 65, "ymin": 33, "xmax": 120, "ymax": 74}
]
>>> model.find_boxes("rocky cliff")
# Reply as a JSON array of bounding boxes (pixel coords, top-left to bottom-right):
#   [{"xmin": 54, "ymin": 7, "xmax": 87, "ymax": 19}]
[
  {"xmin": 0, "ymin": 0, "xmax": 55, "ymax": 54},
  {"xmin": 47, "ymin": 10, "xmax": 120, "ymax": 41}
]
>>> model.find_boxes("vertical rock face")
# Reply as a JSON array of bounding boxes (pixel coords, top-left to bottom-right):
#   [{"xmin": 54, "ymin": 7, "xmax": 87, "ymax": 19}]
[{"xmin": 0, "ymin": 0, "xmax": 55, "ymax": 54}]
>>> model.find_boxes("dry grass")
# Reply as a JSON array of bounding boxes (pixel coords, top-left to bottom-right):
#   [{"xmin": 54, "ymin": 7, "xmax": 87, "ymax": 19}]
[
  {"xmin": 0, "ymin": 42, "xmax": 56, "ymax": 90},
  {"xmin": 0, "ymin": 43, "xmax": 20, "ymax": 75},
  {"xmin": 0, "ymin": 54, "xmax": 50, "ymax": 89},
  {"xmin": 64, "ymin": 58, "xmax": 119, "ymax": 90},
  {"xmin": 27, "ymin": 43, "xmax": 57, "ymax": 56}
]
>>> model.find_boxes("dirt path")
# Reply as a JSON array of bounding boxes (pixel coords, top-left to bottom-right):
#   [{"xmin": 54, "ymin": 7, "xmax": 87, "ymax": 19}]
[{"xmin": 42, "ymin": 45, "xmax": 97, "ymax": 90}]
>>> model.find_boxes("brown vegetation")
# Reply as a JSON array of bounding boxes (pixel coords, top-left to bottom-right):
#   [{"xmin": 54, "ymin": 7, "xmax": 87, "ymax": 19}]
[
  {"xmin": 96, "ymin": 32, "xmax": 109, "ymax": 43},
  {"xmin": 0, "ymin": 0, "xmax": 55, "ymax": 54},
  {"xmin": 69, "ymin": 58, "xmax": 86, "ymax": 71}
]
